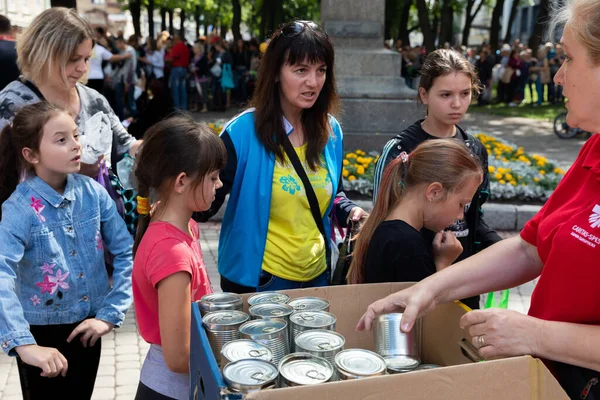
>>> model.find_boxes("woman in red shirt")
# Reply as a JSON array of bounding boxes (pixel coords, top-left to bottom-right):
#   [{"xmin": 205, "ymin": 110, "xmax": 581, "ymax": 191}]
[{"xmin": 357, "ymin": 1, "xmax": 600, "ymax": 398}]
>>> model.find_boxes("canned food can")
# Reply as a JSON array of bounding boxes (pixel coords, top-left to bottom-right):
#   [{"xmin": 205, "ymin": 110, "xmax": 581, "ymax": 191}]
[
  {"xmin": 335, "ymin": 349, "xmax": 387, "ymax": 380},
  {"xmin": 249, "ymin": 303, "xmax": 294, "ymax": 323},
  {"xmin": 247, "ymin": 292, "xmax": 290, "ymax": 306},
  {"xmin": 239, "ymin": 319, "xmax": 289, "ymax": 365},
  {"xmin": 295, "ymin": 330, "xmax": 345, "ymax": 381},
  {"xmin": 289, "ymin": 311, "xmax": 336, "ymax": 352},
  {"xmin": 220, "ymin": 339, "xmax": 273, "ymax": 370},
  {"xmin": 202, "ymin": 310, "xmax": 249, "ymax": 364},
  {"xmin": 223, "ymin": 359, "xmax": 279, "ymax": 394},
  {"xmin": 414, "ymin": 363, "xmax": 441, "ymax": 371},
  {"xmin": 386, "ymin": 356, "xmax": 420, "ymax": 374},
  {"xmin": 278, "ymin": 353, "xmax": 333, "ymax": 387},
  {"xmin": 199, "ymin": 292, "xmax": 243, "ymax": 316},
  {"xmin": 374, "ymin": 313, "xmax": 421, "ymax": 366},
  {"xmin": 288, "ymin": 297, "xmax": 330, "ymax": 312}
]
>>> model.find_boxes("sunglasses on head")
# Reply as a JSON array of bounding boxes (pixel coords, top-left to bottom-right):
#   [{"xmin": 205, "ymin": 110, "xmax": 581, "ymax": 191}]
[{"xmin": 279, "ymin": 20, "xmax": 327, "ymax": 38}]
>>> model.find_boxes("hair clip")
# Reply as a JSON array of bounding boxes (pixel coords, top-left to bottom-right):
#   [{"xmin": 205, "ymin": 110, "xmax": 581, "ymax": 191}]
[
  {"xmin": 398, "ymin": 180, "xmax": 406, "ymax": 189},
  {"xmin": 136, "ymin": 196, "xmax": 150, "ymax": 215},
  {"xmin": 399, "ymin": 151, "xmax": 409, "ymax": 164}
]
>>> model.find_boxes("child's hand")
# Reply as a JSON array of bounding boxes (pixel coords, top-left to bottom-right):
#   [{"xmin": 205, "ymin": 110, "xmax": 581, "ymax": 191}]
[
  {"xmin": 15, "ymin": 344, "xmax": 68, "ymax": 378},
  {"xmin": 432, "ymin": 231, "xmax": 463, "ymax": 271},
  {"xmin": 67, "ymin": 318, "xmax": 114, "ymax": 348}
]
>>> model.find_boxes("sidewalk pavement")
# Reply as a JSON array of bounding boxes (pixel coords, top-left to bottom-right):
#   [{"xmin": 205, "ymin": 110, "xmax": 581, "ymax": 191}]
[{"xmin": 0, "ymin": 225, "xmax": 533, "ymax": 400}]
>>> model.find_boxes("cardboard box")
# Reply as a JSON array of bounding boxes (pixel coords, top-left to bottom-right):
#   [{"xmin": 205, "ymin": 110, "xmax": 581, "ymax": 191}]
[{"xmin": 190, "ymin": 283, "xmax": 568, "ymax": 400}]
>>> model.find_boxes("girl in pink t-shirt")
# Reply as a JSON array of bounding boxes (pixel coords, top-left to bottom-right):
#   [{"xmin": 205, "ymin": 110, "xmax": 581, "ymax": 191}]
[{"xmin": 131, "ymin": 116, "xmax": 226, "ymax": 399}]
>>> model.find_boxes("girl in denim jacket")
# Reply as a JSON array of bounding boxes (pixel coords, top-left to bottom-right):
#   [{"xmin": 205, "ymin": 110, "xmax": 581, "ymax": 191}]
[{"xmin": 0, "ymin": 102, "xmax": 133, "ymax": 399}]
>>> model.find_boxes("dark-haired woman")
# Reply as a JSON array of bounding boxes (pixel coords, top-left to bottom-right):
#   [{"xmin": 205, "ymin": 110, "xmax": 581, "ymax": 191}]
[{"xmin": 195, "ymin": 21, "xmax": 366, "ymax": 293}]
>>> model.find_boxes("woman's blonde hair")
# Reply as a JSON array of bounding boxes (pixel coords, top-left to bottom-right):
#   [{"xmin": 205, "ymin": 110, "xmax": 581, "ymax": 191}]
[
  {"xmin": 550, "ymin": 0, "xmax": 600, "ymax": 65},
  {"xmin": 17, "ymin": 7, "xmax": 94, "ymax": 86}
]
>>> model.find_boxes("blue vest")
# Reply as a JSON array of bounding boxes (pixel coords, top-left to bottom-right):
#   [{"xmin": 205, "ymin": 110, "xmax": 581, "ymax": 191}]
[{"xmin": 218, "ymin": 109, "xmax": 343, "ymax": 288}]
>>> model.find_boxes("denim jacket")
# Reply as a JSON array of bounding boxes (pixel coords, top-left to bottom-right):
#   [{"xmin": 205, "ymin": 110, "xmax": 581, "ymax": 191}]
[{"xmin": 0, "ymin": 174, "xmax": 133, "ymax": 356}]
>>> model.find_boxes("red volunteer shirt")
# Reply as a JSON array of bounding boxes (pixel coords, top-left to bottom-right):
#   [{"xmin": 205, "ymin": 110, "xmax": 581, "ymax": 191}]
[
  {"xmin": 521, "ymin": 133, "xmax": 600, "ymax": 324},
  {"xmin": 133, "ymin": 220, "xmax": 213, "ymax": 345},
  {"xmin": 171, "ymin": 41, "xmax": 190, "ymax": 68}
]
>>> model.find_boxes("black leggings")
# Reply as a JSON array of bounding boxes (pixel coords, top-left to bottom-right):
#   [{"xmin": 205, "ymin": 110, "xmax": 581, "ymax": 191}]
[
  {"xmin": 16, "ymin": 320, "xmax": 101, "ymax": 400},
  {"xmin": 135, "ymin": 381, "xmax": 177, "ymax": 399}
]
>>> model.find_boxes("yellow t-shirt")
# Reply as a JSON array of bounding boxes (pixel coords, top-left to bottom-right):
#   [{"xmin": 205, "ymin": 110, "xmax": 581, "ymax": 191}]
[{"xmin": 262, "ymin": 144, "xmax": 333, "ymax": 281}]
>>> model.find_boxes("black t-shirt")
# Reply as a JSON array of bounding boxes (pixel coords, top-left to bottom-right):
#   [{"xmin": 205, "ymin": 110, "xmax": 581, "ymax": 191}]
[
  {"xmin": 364, "ymin": 220, "xmax": 436, "ymax": 284},
  {"xmin": 364, "ymin": 220, "xmax": 480, "ymax": 310}
]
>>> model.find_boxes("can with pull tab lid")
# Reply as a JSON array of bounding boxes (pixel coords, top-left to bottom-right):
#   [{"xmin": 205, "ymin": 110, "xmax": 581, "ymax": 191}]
[
  {"xmin": 220, "ymin": 339, "xmax": 273, "ymax": 370},
  {"xmin": 375, "ymin": 313, "xmax": 421, "ymax": 373},
  {"xmin": 239, "ymin": 319, "xmax": 289, "ymax": 365},
  {"xmin": 289, "ymin": 311, "xmax": 336, "ymax": 352},
  {"xmin": 335, "ymin": 349, "xmax": 387, "ymax": 380},
  {"xmin": 199, "ymin": 292, "xmax": 243, "ymax": 316},
  {"xmin": 278, "ymin": 353, "xmax": 333, "ymax": 388},
  {"xmin": 288, "ymin": 296, "xmax": 330, "ymax": 312},
  {"xmin": 247, "ymin": 292, "xmax": 290, "ymax": 307},
  {"xmin": 295, "ymin": 330, "xmax": 345, "ymax": 381},
  {"xmin": 202, "ymin": 310, "xmax": 249, "ymax": 365},
  {"xmin": 223, "ymin": 359, "xmax": 279, "ymax": 394}
]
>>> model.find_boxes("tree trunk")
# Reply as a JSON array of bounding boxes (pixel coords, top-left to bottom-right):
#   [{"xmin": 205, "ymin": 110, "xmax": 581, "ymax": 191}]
[
  {"xmin": 180, "ymin": 9, "xmax": 186, "ymax": 38},
  {"xmin": 130, "ymin": 0, "xmax": 142, "ymax": 37},
  {"xmin": 504, "ymin": 0, "xmax": 521, "ymax": 43},
  {"xmin": 461, "ymin": 0, "xmax": 485, "ymax": 46},
  {"xmin": 160, "ymin": 7, "xmax": 167, "ymax": 33},
  {"xmin": 50, "ymin": 0, "xmax": 76, "ymax": 8},
  {"xmin": 194, "ymin": 8, "xmax": 201, "ymax": 40},
  {"xmin": 439, "ymin": 0, "xmax": 454, "ymax": 46},
  {"xmin": 416, "ymin": 0, "xmax": 435, "ymax": 53},
  {"xmin": 147, "ymin": 0, "xmax": 155, "ymax": 39},
  {"xmin": 221, "ymin": 21, "xmax": 228, "ymax": 39},
  {"xmin": 528, "ymin": 0, "xmax": 550, "ymax": 50},
  {"xmin": 232, "ymin": 0, "xmax": 242, "ymax": 42},
  {"xmin": 398, "ymin": 0, "xmax": 413, "ymax": 46},
  {"xmin": 259, "ymin": 0, "xmax": 284, "ymax": 39},
  {"xmin": 168, "ymin": 9, "xmax": 174, "ymax": 36},
  {"xmin": 490, "ymin": 0, "xmax": 506, "ymax": 51}
]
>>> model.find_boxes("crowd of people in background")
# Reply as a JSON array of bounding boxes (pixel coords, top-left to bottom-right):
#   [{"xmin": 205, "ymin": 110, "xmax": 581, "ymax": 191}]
[
  {"xmin": 89, "ymin": 28, "xmax": 263, "ymax": 121},
  {"xmin": 389, "ymin": 38, "xmax": 566, "ymax": 107}
]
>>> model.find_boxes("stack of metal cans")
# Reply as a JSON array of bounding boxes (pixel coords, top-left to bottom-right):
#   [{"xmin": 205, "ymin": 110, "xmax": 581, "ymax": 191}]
[
  {"xmin": 239, "ymin": 319, "xmax": 290, "ymax": 365},
  {"xmin": 289, "ymin": 311, "xmax": 337, "ymax": 352},
  {"xmin": 202, "ymin": 310, "xmax": 249, "ymax": 365},
  {"xmin": 295, "ymin": 330, "xmax": 345, "ymax": 381},
  {"xmin": 220, "ymin": 339, "xmax": 273, "ymax": 370}
]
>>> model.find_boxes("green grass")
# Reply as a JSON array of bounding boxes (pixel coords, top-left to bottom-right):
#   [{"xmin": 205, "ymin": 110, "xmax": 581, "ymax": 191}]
[{"xmin": 469, "ymin": 85, "xmax": 566, "ymax": 121}]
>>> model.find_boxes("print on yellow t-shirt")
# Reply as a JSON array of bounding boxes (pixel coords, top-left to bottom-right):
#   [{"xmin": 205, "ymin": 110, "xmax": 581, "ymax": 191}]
[{"xmin": 262, "ymin": 144, "xmax": 333, "ymax": 282}]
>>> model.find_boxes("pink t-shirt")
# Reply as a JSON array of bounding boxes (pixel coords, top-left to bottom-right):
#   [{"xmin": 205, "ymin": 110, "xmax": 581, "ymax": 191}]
[{"xmin": 133, "ymin": 220, "xmax": 213, "ymax": 345}]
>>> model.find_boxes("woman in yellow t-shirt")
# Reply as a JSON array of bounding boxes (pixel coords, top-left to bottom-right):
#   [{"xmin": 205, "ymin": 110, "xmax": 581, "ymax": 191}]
[{"xmin": 194, "ymin": 21, "xmax": 366, "ymax": 293}]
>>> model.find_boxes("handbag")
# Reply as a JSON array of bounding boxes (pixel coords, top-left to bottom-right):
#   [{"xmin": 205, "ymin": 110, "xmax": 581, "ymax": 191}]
[
  {"xmin": 221, "ymin": 64, "xmax": 235, "ymax": 90},
  {"xmin": 281, "ymin": 135, "xmax": 331, "ymax": 279},
  {"xmin": 210, "ymin": 63, "xmax": 222, "ymax": 78}
]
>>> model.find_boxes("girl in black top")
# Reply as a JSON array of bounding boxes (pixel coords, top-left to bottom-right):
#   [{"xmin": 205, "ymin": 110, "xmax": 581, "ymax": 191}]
[{"xmin": 347, "ymin": 139, "xmax": 483, "ymax": 291}]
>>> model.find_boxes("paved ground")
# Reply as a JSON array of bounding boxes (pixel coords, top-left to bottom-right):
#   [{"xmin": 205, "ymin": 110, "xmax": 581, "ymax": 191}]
[{"xmin": 0, "ymin": 227, "xmax": 534, "ymax": 399}]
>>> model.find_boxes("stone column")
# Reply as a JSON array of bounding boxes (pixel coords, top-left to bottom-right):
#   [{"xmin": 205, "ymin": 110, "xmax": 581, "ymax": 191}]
[{"xmin": 321, "ymin": 0, "xmax": 421, "ymax": 149}]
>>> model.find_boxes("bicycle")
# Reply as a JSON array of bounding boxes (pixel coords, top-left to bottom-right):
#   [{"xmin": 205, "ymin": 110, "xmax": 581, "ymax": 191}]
[{"xmin": 553, "ymin": 111, "xmax": 590, "ymax": 139}]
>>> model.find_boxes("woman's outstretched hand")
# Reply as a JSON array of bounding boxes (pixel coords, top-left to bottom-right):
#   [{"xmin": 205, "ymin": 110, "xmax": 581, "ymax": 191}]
[{"xmin": 356, "ymin": 283, "xmax": 437, "ymax": 333}]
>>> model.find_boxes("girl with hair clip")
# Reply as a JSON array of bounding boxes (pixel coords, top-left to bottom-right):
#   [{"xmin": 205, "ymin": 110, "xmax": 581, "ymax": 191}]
[
  {"xmin": 0, "ymin": 102, "xmax": 133, "ymax": 399},
  {"xmin": 347, "ymin": 139, "xmax": 482, "ymax": 286},
  {"xmin": 372, "ymin": 48, "xmax": 501, "ymax": 309},
  {"xmin": 131, "ymin": 116, "xmax": 226, "ymax": 399},
  {"xmin": 194, "ymin": 20, "xmax": 366, "ymax": 294}
]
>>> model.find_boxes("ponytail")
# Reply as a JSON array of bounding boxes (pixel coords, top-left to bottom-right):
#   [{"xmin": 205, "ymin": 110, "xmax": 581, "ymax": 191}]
[
  {"xmin": 132, "ymin": 181, "xmax": 150, "ymax": 256},
  {"xmin": 0, "ymin": 124, "xmax": 22, "ymax": 215},
  {"xmin": 347, "ymin": 157, "xmax": 407, "ymax": 284}
]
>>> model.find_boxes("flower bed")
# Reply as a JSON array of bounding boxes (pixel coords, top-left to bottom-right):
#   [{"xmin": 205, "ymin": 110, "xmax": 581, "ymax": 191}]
[{"xmin": 342, "ymin": 133, "xmax": 566, "ymax": 203}]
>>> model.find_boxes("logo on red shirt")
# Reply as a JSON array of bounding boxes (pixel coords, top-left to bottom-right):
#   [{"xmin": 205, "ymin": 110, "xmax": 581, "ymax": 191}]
[{"xmin": 589, "ymin": 205, "xmax": 600, "ymax": 228}]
